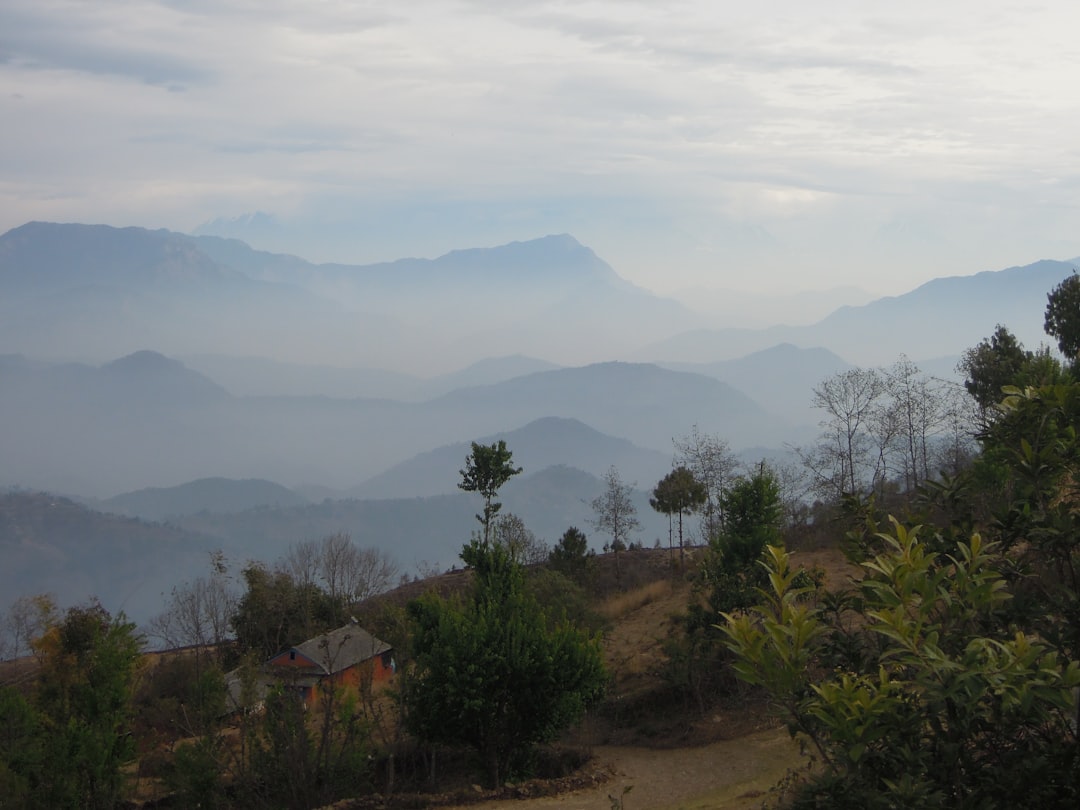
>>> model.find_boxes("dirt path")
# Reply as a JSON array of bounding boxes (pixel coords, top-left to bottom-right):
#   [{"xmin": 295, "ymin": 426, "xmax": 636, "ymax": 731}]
[{"xmin": 445, "ymin": 727, "xmax": 804, "ymax": 810}]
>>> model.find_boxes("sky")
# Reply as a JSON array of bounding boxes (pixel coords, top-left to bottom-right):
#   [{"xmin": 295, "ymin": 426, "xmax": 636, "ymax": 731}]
[{"xmin": 2, "ymin": 0, "xmax": 1080, "ymax": 299}]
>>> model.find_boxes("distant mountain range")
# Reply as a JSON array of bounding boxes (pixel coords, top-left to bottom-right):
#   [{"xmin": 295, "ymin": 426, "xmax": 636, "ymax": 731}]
[
  {"xmin": 0, "ymin": 222, "xmax": 701, "ymax": 372},
  {"xmin": 638, "ymin": 259, "xmax": 1079, "ymax": 366},
  {"xmin": 92, "ymin": 477, "xmax": 310, "ymax": 522},
  {"xmin": 351, "ymin": 417, "xmax": 670, "ymax": 500},
  {"xmin": 0, "ymin": 350, "xmax": 802, "ymax": 498},
  {"xmin": 3, "ymin": 220, "xmax": 1077, "ymax": 623}
]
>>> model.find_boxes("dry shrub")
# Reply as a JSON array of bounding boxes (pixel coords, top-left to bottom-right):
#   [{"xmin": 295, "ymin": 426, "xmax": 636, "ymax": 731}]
[{"xmin": 599, "ymin": 580, "xmax": 672, "ymax": 621}]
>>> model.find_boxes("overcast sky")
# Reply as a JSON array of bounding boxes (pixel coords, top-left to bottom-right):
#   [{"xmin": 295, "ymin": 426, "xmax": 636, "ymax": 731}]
[{"xmin": 2, "ymin": 0, "xmax": 1079, "ymax": 298}]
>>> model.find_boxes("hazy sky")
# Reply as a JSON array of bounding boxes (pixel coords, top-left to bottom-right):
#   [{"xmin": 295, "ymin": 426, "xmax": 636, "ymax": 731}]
[{"xmin": 2, "ymin": 0, "xmax": 1079, "ymax": 297}]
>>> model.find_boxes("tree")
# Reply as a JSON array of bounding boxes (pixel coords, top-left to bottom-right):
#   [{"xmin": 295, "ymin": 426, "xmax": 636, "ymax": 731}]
[
  {"xmin": 231, "ymin": 564, "xmax": 340, "ymax": 660},
  {"xmin": 674, "ymin": 426, "xmax": 738, "ymax": 540},
  {"xmin": 491, "ymin": 512, "xmax": 549, "ymax": 565},
  {"xmin": 458, "ymin": 440, "xmax": 523, "ymax": 544},
  {"xmin": 279, "ymin": 535, "xmax": 399, "ymax": 620},
  {"xmin": 959, "ymin": 324, "xmax": 1036, "ymax": 414},
  {"xmin": 724, "ymin": 528, "xmax": 1080, "ymax": 808},
  {"xmin": 650, "ymin": 466, "xmax": 707, "ymax": 567},
  {"xmin": 2, "ymin": 594, "xmax": 57, "ymax": 662},
  {"xmin": 312, "ymin": 533, "xmax": 398, "ymax": 610},
  {"xmin": 1045, "ymin": 271, "xmax": 1080, "ymax": 362},
  {"xmin": 548, "ymin": 527, "xmax": 595, "ymax": 583},
  {"xmin": 30, "ymin": 602, "xmax": 143, "ymax": 809},
  {"xmin": 147, "ymin": 552, "xmax": 236, "ymax": 673},
  {"xmin": 700, "ymin": 463, "xmax": 783, "ymax": 613},
  {"xmin": 804, "ymin": 367, "xmax": 886, "ymax": 500},
  {"xmin": 403, "ymin": 541, "xmax": 606, "ymax": 787},
  {"xmin": 883, "ymin": 355, "xmax": 951, "ymax": 491},
  {"xmin": 591, "ymin": 466, "xmax": 641, "ymax": 587}
]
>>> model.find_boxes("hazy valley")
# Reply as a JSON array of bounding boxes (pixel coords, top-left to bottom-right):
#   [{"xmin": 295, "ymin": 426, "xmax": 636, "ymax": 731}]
[{"xmin": 2, "ymin": 220, "xmax": 1078, "ymax": 624}]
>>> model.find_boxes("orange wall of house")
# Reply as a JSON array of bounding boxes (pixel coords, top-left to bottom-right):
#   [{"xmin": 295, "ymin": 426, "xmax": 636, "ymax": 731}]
[{"xmin": 302, "ymin": 655, "xmax": 395, "ymax": 708}]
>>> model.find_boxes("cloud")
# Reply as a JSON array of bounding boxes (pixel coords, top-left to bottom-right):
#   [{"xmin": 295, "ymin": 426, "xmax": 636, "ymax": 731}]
[
  {"xmin": 0, "ymin": 2, "xmax": 213, "ymax": 87},
  {"xmin": 0, "ymin": 0, "xmax": 1078, "ymax": 297}
]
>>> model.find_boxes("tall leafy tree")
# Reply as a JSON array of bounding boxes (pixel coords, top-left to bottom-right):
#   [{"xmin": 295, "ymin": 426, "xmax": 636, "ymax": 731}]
[
  {"xmin": 548, "ymin": 526, "xmax": 595, "ymax": 583},
  {"xmin": 404, "ymin": 541, "xmax": 606, "ymax": 787},
  {"xmin": 959, "ymin": 324, "xmax": 1036, "ymax": 414},
  {"xmin": 1045, "ymin": 271, "xmax": 1080, "ymax": 363},
  {"xmin": 26, "ymin": 602, "xmax": 143, "ymax": 809},
  {"xmin": 650, "ymin": 466, "xmax": 707, "ymax": 566},
  {"xmin": 673, "ymin": 426, "xmax": 738, "ymax": 539},
  {"xmin": 231, "ymin": 564, "xmax": 341, "ymax": 659},
  {"xmin": 458, "ymin": 440, "xmax": 523, "ymax": 544}
]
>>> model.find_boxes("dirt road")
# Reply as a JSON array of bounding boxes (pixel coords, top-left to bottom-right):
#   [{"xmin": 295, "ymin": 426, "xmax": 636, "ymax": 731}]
[{"xmin": 445, "ymin": 727, "xmax": 804, "ymax": 810}]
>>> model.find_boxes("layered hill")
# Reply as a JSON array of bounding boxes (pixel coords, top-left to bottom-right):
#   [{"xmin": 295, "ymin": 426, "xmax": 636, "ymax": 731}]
[
  {"xmin": 0, "ymin": 351, "xmax": 795, "ymax": 498},
  {"xmin": 640, "ymin": 258, "xmax": 1079, "ymax": 366},
  {"xmin": 0, "ymin": 490, "xmax": 218, "ymax": 624}
]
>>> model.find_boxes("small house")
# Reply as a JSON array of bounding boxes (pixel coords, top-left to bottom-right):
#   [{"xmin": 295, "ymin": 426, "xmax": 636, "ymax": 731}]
[{"xmin": 265, "ymin": 621, "xmax": 394, "ymax": 708}]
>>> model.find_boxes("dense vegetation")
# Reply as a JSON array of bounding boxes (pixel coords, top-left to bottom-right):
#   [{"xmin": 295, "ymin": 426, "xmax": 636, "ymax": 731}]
[
  {"xmin": 724, "ymin": 275, "xmax": 1080, "ymax": 807},
  {"xmin": 3, "ymin": 277, "xmax": 1080, "ymax": 807}
]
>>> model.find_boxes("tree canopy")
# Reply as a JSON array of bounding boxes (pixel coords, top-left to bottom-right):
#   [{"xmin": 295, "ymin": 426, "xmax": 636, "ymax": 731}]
[
  {"xmin": 1045, "ymin": 271, "xmax": 1080, "ymax": 362},
  {"xmin": 403, "ymin": 540, "xmax": 606, "ymax": 786},
  {"xmin": 458, "ymin": 440, "xmax": 523, "ymax": 544}
]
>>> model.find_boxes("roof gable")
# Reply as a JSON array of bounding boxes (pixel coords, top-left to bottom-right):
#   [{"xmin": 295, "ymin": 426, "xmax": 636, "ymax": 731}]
[{"xmin": 288, "ymin": 623, "xmax": 391, "ymax": 675}]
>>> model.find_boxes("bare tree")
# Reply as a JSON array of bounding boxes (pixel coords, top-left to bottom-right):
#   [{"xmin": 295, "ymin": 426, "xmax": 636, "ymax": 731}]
[
  {"xmin": 591, "ymin": 466, "xmax": 641, "ymax": 587},
  {"xmin": 148, "ymin": 552, "xmax": 237, "ymax": 669},
  {"xmin": 338, "ymin": 544, "xmax": 399, "ymax": 603},
  {"xmin": 2, "ymin": 594, "xmax": 58, "ymax": 661},
  {"xmin": 884, "ymin": 356, "xmax": 951, "ymax": 491},
  {"xmin": 279, "ymin": 533, "xmax": 400, "ymax": 611},
  {"xmin": 935, "ymin": 379, "xmax": 980, "ymax": 475},
  {"xmin": 492, "ymin": 513, "xmax": 550, "ymax": 565},
  {"xmin": 673, "ymin": 425, "xmax": 738, "ymax": 541},
  {"xmin": 803, "ymin": 367, "xmax": 886, "ymax": 500},
  {"xmin": 318, "ymin": 532, "xmax": 354, "ymax": 605},
  {"xmin": 281, "ymin": 538, "xmax": 320, "ymax": 589}
]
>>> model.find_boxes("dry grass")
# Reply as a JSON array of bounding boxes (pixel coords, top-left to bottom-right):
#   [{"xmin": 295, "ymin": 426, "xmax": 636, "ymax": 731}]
[{"xmin": 598, "ymin": 579, "xmax": 673, "ymax": 621}]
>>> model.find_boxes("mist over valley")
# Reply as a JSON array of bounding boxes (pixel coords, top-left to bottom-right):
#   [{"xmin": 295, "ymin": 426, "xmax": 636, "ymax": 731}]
[{"xmin": 2, "ymin": 221, "xmax": 1077, "ymax": 623}]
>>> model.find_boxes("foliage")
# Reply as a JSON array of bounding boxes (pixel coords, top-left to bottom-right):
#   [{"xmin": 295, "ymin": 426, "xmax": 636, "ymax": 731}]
[
  {"xmin": 0, "ymin": 602, "xmax": 144, "ymax": 810},
  {"xmin": 231, "ymin": 563, "xmax": 342, "ymax": 660},
  {"xmin": 246, "ymin": 684, "xmax": 371, "ymax": 809},
  {"xmin": 403, "ymin": 541, "xmax": 606, "ymax": 787},
  {"xmin": 166, "ymin": 734, "xmax": 228, "ymax": 809},
  {"xmin": 958, "ymin": 325, "xmax": 1069, "ymax": 419},
  {"xmin": 525, "ymin": 567, "xmax": 607, "ymax": 635},
  {"xmin": 978, "ymin": 382, "xmax": 1080, "ymax": 663},
  {"xmin": 491, "ymin": 512, "xmax": 550, "ymax": 565},
  {"xmin": 1, "ymin": 594, "xmax": 58, "ymax": 663},
  {"xmin": 959, "ymin": 324, "xmax": 1036, "ymax": 413},
  {"xmin": 548, "ymin": 526, "xmax": 596, "ymax": 583},
  {"xmin": 673, "ymin": 426, "xmax": 739, "ymax": 539},
  {"xmin": 695, "ymin": 464, "xmax": 785, "ymax": 615},
  {"xmin": 458, "ymin": 440, "xmax": 523, "ymax": 543},
  {"xmin": 723, "ymin": 528, "xmax": 1080, "ymax": 809},
  {"xmin": 1045, "ymin": 271, "xmax": 1080, "ymax": 362},
  {"xmin": 0, "ymin": 686, "xmax": 41, "ymax": 806},
  {"xmin": 650, "ymin": 465, "xmax": 707, "ymax": 565},
  {"xmin": 665, "ymin": 465, "xmax": 788, "ymax": 713}
]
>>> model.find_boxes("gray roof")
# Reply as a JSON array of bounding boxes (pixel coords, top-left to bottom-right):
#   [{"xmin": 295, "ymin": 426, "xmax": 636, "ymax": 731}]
[
  {"xmin": 223, "ymin": 668, "xmax": 272, "ymax": 714},
  {"xmin": 289, "ymin": 623, "xmax": 391, "ymax": 676}
]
